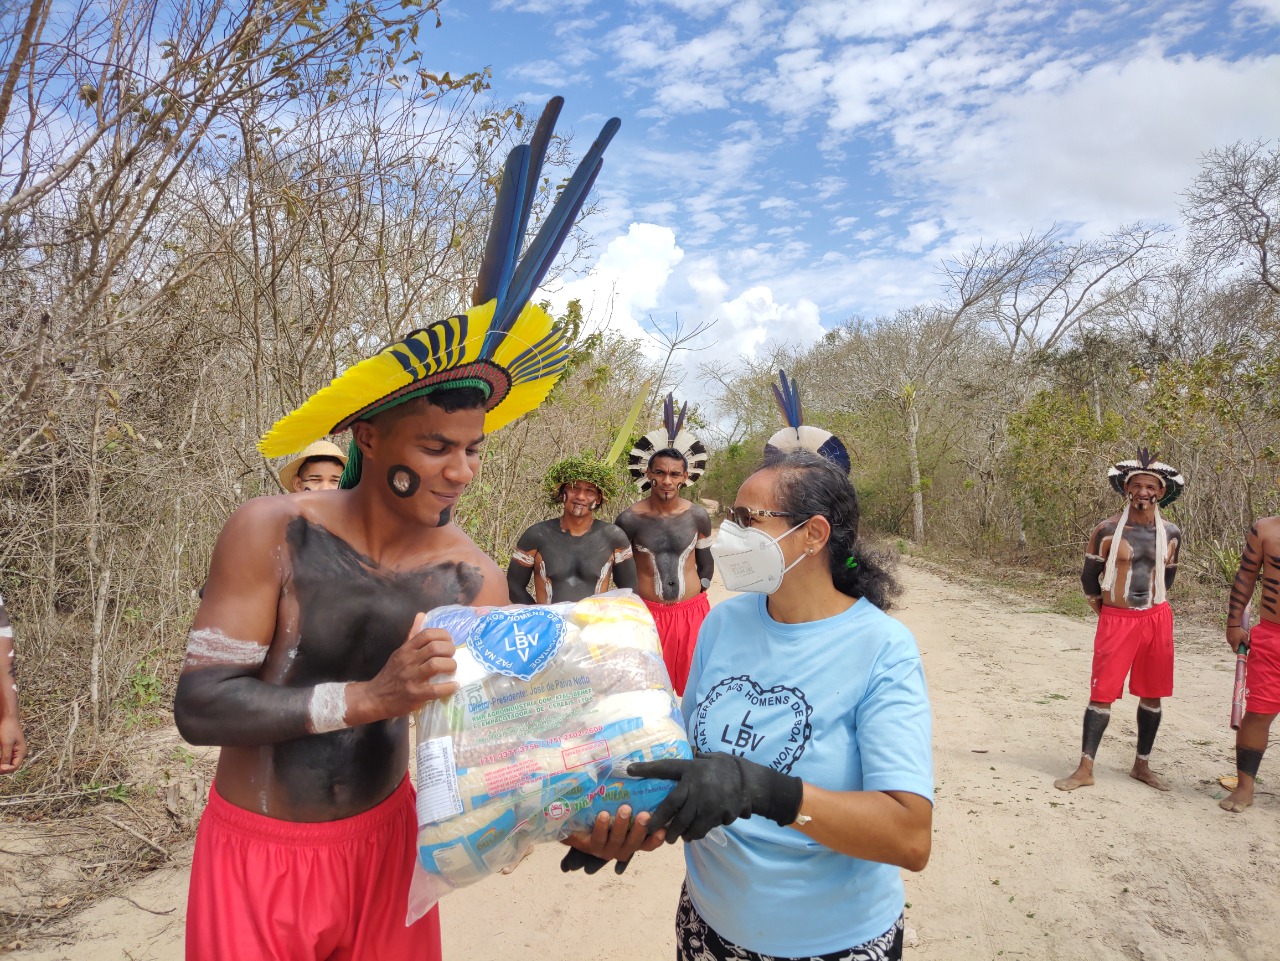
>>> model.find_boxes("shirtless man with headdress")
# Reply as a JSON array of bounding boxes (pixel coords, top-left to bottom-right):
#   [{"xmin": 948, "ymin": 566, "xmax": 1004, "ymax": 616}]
[
  {"xmin": 616, "ymin": 395, "xmax": 713, "ymax": 697},
  {"xmin": 1220, "ymin": 514, "xmax": 1280, "ymax": 813},
  {"xmin": 1055, "ymin": 448, "xmax": 1184, "ymax": 793},
  {"xmin": 507, "ymin": 454, "xmax": 638, "ymax": 604},
  {"xmin": 172, "ymin": 98, "xmax": 643, "ymax": 960}
]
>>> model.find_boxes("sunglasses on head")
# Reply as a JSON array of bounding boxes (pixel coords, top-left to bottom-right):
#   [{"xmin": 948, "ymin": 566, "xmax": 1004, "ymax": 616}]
[{"xmin": 718, "ymin": 505, "xmax": 805, "ymax": 528}]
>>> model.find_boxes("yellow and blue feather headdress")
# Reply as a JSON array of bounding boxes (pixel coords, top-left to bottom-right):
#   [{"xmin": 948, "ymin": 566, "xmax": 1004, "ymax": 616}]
[{"xmin": 257, "ymin": 97, "xmax": 621, "ymax": 487}]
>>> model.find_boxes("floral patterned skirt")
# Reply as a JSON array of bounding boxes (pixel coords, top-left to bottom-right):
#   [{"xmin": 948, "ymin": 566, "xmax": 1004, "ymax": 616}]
[{"xmin": 675, "ymin": 884, "xmax": 904, "ymax": 961}]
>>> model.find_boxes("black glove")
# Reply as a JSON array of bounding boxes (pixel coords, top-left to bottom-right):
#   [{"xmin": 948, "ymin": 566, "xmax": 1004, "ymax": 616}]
[
  {"xmin": 559, "ymin": 847, "xmax": 632, "ymax": 875},
  {"xmin": 627, "ymin": 751, "xmax": 804, "ymax": 843}
]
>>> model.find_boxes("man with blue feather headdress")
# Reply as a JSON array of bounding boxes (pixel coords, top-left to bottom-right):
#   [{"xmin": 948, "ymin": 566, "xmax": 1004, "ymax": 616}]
[{"xmin": 173, "ymin": 99, "xmax": 645, "ymax": 960}]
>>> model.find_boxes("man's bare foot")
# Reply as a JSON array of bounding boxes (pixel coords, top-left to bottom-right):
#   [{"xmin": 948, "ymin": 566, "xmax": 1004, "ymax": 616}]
[
  {"xmin": 1219, "ymin": 787, "xmax": 1254, "ymax": 813},
  {"xmin": 1054, "ymin": 764, "xmax": 1094, "ymax": 791},
  {"xmin": 1129, "ymin": 760, "xmax": 1170, "ymax": 791}
]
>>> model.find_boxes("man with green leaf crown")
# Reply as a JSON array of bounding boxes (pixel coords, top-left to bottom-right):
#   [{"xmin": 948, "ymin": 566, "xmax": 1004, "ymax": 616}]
[
  {"xmin": 507, "ymin": 427, "xmax": 640, "ymax": 603},
  {"xmin": 172, "ymin": 99, "xmax": 644, "ymax": 961}
]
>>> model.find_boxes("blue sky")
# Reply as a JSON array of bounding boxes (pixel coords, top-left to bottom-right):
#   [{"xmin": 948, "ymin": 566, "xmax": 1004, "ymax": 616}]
[{"xmin": 427, "ymin": 0, "xmax": 1280, "ymax": 365}]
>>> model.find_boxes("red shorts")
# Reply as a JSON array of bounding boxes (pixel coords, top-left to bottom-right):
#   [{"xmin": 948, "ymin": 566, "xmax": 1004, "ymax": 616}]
[
  {"xmin": 1246, "ymin": 620, "xmax": 1280, "ymax": 714},
  {"xmin": 186, "ymin": 776, "xmax": 439, "ymax": 961},
  {"xmin": 645, "ymin": 592, "xmax": 710, "ymax": 697},
  {"xmin": 1089, "ymin": 602, "xmax": 1174, "ymax": 702}
]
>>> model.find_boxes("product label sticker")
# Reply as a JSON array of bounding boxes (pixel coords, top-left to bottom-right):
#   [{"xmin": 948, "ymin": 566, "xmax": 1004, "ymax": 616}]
[
  {"xmin": 416, "ymin": 736, "xmax": 464, "ymax": 825},
  {"xmin": 562, "ymin": 738, "xmax": 611, "ymax": 770},
  {"xmin": 469, "ymin": 608, "xmax": 567, "ymax": 680}
]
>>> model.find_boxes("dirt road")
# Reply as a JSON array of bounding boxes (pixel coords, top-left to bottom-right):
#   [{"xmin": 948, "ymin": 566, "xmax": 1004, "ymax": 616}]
[{"xmin": 8, "ymin": 563, "xmax": 1276, "ymax": 960}]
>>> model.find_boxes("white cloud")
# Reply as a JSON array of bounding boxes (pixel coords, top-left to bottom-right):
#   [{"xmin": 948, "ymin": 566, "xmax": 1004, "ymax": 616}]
[
  {"xmin": 929, "ymin": 52, "xmax": 1280, "ymax": 235},
  {"xmin": 542, "ymin": 223, "xmax": 685, "ymax": 347},
  {"xmin": 710, "ymin": 286, "xmax": 824, "ymax": 357},
  {"xmin": 903, "ymin": 219, "xmax": 942, "ymax": 251},
  {"xmin": 1240, "ymin": 0, "xmax": 1280, "ymax": 21}
]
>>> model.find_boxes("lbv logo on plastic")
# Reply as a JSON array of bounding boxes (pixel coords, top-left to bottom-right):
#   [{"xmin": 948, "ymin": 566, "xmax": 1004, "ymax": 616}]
[{"xmin": 469, "ymin": 609, "xmax": 567, "ymax": 680}]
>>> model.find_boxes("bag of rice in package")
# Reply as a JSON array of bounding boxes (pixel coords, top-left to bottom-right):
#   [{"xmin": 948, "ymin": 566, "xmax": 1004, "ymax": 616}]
[{"xmin": 408, "ymin": 589, "xmax": 690, "ymax": 914}]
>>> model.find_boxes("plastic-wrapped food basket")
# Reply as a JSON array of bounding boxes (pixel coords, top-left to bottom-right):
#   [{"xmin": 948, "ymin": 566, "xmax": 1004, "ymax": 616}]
[{"xmin": 407, "ymin": 590, "xmax": 690, "ymax": 918}]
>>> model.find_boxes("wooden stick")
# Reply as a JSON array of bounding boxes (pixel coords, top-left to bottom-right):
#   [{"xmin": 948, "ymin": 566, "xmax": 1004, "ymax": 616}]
[{"xmin": 98, "ymin": 813, "xmax": 169, "ymax": 859}]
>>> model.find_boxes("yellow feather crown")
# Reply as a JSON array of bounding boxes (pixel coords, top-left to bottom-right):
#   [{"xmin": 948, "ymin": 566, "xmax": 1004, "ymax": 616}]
[{"xmin": 258, "ymin": 299, "xmax": 568, "ymax": 458}]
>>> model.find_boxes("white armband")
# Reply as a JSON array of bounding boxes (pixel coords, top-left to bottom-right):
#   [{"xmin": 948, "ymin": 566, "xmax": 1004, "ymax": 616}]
[{"xmin": 309, "ymin": 682, "xmax": 350, "ymax": 734}]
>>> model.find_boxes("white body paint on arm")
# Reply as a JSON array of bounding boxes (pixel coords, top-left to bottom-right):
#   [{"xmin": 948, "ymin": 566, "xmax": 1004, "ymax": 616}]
[
  {"xmin": 309, "ymin": 682, "xmax": 350, "ymax": 734},
  {"xmin": 185, "ymin": 628, "xmax": 269, "ymax": 668}
]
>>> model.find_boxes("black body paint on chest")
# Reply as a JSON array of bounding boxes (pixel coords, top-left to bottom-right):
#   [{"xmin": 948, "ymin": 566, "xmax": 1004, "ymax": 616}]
[
  {"xmin": 273, "ymin": 517, "xmax": 483, "ymax": 810},
  {"xmin": 620, "ymin": 510, "xmax": 700, "ymax": 602},
  {"xmin": 525, "ymin": 520, "xmax": 623, "ymax": 603},
  {"xmin": 1109, "ymin": 522, "xmax": 1162, "ymax": 606}
]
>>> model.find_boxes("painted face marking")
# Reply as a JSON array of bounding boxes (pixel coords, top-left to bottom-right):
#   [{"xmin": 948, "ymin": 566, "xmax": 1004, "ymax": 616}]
[
  {"xmin": 438, "ymin": 504, "xmax": 453, "ymax": 527},
  {"xmin": 387, "ymin": 465, "xmax": 421, "ymax": 498}
]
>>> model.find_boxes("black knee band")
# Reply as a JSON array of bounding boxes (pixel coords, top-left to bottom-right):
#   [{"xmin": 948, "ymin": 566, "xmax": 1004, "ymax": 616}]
[
  {"xmin": 1238, "ymin": 747, "xmax": 1265, "ymax": 779},
  {"xmin": 1136, "ymin": 704, "xmax": 1162, "ymax": 758},
  {"xmin": 1082, "ymin": 706, "xmax": 1111, "ymax": 759}
]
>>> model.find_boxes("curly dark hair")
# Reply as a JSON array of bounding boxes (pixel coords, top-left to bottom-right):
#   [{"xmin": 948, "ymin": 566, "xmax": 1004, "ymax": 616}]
[{"xmin": 758, "ymin": 450, "xmax": 900, "ymax": 610}]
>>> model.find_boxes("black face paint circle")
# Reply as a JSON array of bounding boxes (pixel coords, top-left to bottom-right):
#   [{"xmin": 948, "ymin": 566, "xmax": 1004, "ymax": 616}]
[
  {"xmin": 387, "ymin": 465, "xmax": 421, "ymax": 499},
  {"xmin": 438, "ymin": 505, "xmax": 453, "ymax": 528}
]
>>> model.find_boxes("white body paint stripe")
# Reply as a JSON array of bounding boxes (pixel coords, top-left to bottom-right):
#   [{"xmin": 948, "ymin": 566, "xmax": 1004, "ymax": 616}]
[
  {"xmin": 309, "ymin": 682, "xmax": 350, "ymax": 734},
  {"xmin": 634, "ymin": 544, "xmax": 663, "ymax": 598},
  {"xmin": 674, "ymin": 540, "xmax": 695, "ymax": 598},
  {"xmin": 511, "ymin": 550, "xmax": 535, "ymax": 567},
  {"xmin": 186, "ymin": 628, "xmax": 269, "ymax": 666},
  {"xmin": 537, "ymin": 555, "xmax": 551, "ymax": 604}
]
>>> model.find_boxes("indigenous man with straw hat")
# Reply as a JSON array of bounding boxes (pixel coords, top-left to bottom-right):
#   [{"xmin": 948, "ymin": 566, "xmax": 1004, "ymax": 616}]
[
  {"xmin": 1055, "ymin": 448, "xmax": 1184, "ymax": 794},
  {"xmin": 173, "ymin": 98, "xmax": 642, "ymax": 961},
  {"xmin": 277, "ymin": 439, "xmax": 348, "ymax": 492},
  {"xmin": 507, "ymin": 454, "xmax": 638, "ymax": 604},
  {"xmin": 616, "ymin": 394, "xmax": 713, "ymax": 696}
]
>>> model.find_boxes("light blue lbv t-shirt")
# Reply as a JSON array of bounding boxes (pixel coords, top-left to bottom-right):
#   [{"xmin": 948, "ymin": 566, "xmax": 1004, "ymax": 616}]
[{"xmin": 681, "ymin": 593, "xmax": 934, "ymax": 956}]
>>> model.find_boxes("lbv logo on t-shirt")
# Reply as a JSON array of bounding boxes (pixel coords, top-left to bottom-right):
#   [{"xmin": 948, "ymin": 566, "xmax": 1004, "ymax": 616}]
[{"xmin": 692, "ymin": 675, "xmax": 813, "ymax": 774}]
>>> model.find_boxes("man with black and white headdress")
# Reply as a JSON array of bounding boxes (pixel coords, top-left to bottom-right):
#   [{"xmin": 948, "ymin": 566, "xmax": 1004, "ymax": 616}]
[
  {"xmin": 1055, "ymin": 448, "xmax": 1184, "ymax": 794},
  {"xmin": 617, "ymin": 394, "xmax": 713, "ymax": 696}
]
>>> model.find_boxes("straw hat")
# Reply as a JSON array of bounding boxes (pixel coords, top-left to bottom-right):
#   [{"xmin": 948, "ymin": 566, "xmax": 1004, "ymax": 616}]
[{"xmin": 278, "ymin": 440, "xmax": 348, "ymax": 491}]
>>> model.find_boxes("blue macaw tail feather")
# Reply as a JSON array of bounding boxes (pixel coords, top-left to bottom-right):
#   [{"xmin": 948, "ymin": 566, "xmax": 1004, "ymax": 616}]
[
  {"xmin": 774, "ymin": 369, "xmax": 803, "ymax": 428},
  {"xmin": 492, "ymin": 158, "xmax": 602, "ymax": 337},
  {"xmin": 662, "ymin": 393, "xmax": 675, "ymax": 444},
  {"xmin": 474, "ymin": 144, "xmax": 531, "ymax": 309},
  {"xmin": 487, "ymin": 117, "xmax": 621, "ymax": 343},
  {"xmin": 515, "ymin": 97, "xmax": 564, "ymax": 246},
  {"xmin": 771, "ymin": 382, "xmax": 790, "ymax": 424},
  {"xmin": 674, "ymin": 401, "xmax": 689, "ymax": 440}
]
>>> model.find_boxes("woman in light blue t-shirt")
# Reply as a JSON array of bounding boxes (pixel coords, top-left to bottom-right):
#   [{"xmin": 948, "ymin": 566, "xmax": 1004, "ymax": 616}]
[{"xmin": 630, "ymin": 450, "xmax": 935, "ymax": 961}]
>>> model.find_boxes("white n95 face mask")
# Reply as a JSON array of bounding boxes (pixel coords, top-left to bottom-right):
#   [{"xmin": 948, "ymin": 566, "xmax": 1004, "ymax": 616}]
[{"xmin": 710, "ymin": 519, "xmax": 808, "ymax": 594}]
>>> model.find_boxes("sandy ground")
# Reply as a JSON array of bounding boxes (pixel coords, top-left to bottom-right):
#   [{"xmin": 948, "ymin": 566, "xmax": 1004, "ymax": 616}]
[{"xmin": 6, "ymin": 563, "xmax": 1278, "ymax": 961}]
